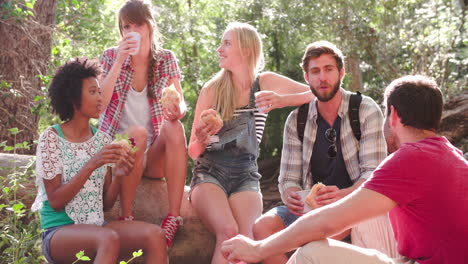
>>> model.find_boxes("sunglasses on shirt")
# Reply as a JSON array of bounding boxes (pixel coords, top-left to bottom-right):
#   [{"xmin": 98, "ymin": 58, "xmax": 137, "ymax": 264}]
[{"xmin": 325, "ymin": 128, "xmax": 337, "ymax": 158}]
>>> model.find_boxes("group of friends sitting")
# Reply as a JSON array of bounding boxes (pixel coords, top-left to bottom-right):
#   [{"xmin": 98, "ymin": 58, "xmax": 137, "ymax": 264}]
[{"xmin": 31, "ymin": 0, "xmax": 467, "ymax": 263}]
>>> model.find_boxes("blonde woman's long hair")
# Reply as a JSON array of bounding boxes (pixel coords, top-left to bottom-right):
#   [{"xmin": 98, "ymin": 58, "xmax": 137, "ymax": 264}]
[
  {"xmin": 206, "ymin": 22, "xmax": 264, "ymax": 121},
  {"xmin": 118, "ymin": 0, "xmax": 163, "ymax": 98}
]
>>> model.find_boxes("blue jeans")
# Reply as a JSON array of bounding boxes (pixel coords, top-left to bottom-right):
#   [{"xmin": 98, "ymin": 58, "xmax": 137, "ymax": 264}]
[
  {"xmin": 41, "ymin": 224, "xmax": 73, "ymax": 263},
  {"xmin": 191, "ymin": 155, "xmax": 261, "ymax": 197},
  {"xmin": 265, "ymin": 205, "xmax": 300, "ymax": 227}
]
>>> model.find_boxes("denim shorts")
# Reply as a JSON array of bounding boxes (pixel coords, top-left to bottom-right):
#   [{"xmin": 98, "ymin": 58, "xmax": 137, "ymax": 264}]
[
  {"xmin": 190, "ymin": 157, "xmax": 261, "ymax": 197},
  {"xmin": 41, "ymin": 224, "xmax": 73, "ymax": 263},
  {"xmin": 265, "ymin": 205, "xmax": 300, "ymax": 227}
]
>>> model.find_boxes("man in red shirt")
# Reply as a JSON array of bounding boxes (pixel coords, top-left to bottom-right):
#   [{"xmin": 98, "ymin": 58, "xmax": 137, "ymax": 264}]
[{"xmin": 221, "ymin": 75, "xmax": 468, "ymax": 264}]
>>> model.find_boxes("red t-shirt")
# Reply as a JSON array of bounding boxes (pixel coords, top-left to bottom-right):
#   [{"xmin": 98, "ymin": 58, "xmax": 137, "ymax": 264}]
[{"xmin": 364, "ymin": 137, "xmax": 468, "ymax": 264}]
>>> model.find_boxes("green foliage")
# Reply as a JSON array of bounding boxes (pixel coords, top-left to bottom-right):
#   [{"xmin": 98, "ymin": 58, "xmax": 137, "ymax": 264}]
[
  {"xmin": 72, "ymin": 249, "xmax": 143, "ymax": 263},
  {"xmin": 0, "ymin": 130, "xmax": 43, "ymax": 263},
  {"xmin": 34, "ymin": 0, "xmax": 465, "ymax": 171},
  {"xmin": 52, "ymin": 0, "xmax": 121, "ymax": 66},
  {"xmin": 0, "ymin": 0, "xmax": 35, "ymax": 20},
  {"xmin": 73, "ymin": 250, "xmax": 91, "ymax": 263},
  {"xmin": 120, "ymin": 249, "xmax": 143, "ymax": 264}
]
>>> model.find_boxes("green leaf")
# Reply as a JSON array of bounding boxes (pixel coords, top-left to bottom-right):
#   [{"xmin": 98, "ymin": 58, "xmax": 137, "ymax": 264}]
[
  {"xmin": 3, "ymin": 187, "xmax": 10, "ymax": 194},
  {"xmin": 25, "ymin": 3, "xmax": 33, "ymax": 9},
  {"xmin": 14, "ymin": 142, "xmax": 26, "ymax": 149},
  {"xmin": 81, "ymin": 256, "xmax": 91, "ymax": 261},
  {"xmin": 76, "ymin": 250, "xmax": 84, "ymax": 258},
  {"xmin": 119, "ymin": 261, "xmax": 127, "ymax": 264},
  {"xmin": 8, "ymin": 127, "xmax": 20, "ymax": 135},
  {"xmin": 133, "ymin": 249, "xmax": 143, "ymax": 257},
  {"xmin": 0, "ymin": 81, "xmax": 12, "ymax": 89},
  {"xmin": 13, "ymin": 203, "xmax": 24, "ymax": 210},
  {"xmin": 3, "ymin": 146, "xmax": 14, "ymax": 151}
]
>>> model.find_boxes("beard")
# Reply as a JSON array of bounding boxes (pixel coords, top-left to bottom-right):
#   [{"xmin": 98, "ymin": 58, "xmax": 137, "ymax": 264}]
[
  {"xmin": 383, "ymin": 117, "xmax": 399, "ymax": 154},
  {"xmin": 310, "ymin": 79, "xmax": 341, "ymax": 102}
]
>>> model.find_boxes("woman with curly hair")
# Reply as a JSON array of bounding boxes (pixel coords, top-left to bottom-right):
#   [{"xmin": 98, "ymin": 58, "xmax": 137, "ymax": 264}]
[
  {"xmin": 99, "ymin": 0, "xmax": 186, "ymax": 247},
  {"xmin": 32, "ymin": 58, "xmax": 167, "ymax": 263}
]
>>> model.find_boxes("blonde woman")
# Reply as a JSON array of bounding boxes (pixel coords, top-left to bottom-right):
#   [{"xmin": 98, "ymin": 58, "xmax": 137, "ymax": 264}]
[
  {"xmin": 99, "ymin": 0, "xmax": 186, "ymax": 247},
  {"xmin": 188, "ymin": 22, "xmax": 314, "ymax": 264}
]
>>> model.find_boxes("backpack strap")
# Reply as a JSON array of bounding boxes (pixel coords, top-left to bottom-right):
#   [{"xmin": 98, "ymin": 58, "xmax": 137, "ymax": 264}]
[
  {"xmin": 296, "ymin": 103, "xmax": 309, "ymax": 143},
  {"xmin": 348, "ymin": 91, "xmax": 362, "ymax": 141},
  {"xmin": 297, "ymin": 91, "xmax": 362, "ymax": 143}
]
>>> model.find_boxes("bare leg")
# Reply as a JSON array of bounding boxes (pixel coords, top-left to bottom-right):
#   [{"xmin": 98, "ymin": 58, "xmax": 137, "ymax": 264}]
[
  {"xmin": 146, "ymin": 119, "xmax": 187, "ymax": 216},
  {"xmin": 253, "ymin": 214, "xmax": 289, "ymax": 264},
  {"xmin": 49, "ymin": 224, "xmax": 120, "ymax": 264},
  {"xmin": 106, "ymin": 221, "xmax": 167, "ymax": 264},
  {"xmin": 229, "ymin": 191, "xmax": 263, "ymax": 238},
  {"xmin": 191, "ymin": 183, "xmax": 238, "ymax": 264},
  {"xmin": 120, "ymin": 126, "xmax": 148, "ymax": 218}
]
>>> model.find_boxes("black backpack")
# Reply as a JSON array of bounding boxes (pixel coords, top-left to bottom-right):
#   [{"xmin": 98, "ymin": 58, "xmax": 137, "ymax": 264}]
[{"xmin": 297, "ymin": 92, "xmax": 362, "ymax": 143}]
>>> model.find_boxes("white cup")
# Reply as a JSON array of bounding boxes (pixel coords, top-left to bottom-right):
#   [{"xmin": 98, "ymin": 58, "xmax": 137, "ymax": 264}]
[
  {"xmin": 296, "ymin": 190, "xmax": 313, "ymax": 213},
  {"xmin": 126, "ymin": 32, "xmax": 141, "ymax": 56},
  {"xmin": 254, "ymin": 91, "xmax": 269, "ymax": 113}
]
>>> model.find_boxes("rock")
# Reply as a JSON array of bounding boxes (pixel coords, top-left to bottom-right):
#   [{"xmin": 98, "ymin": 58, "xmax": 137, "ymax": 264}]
[
  {"xmin": 0, "ymin": 153, "xmax": 36, "ymax": 208},
  {"xmin": 0, "ymin": 153, "xmax": 215, "ymax": 264},
  {"xmin": 258, "ymin": 157, "xmax": 282, "ymax": 212},
  {"xmin": 105, "ymin": 178, "xmax": 215, "ymax": 264},
  {"xmin": 439, "ymin": 92, "xmax": 468, "ymax": 152}
]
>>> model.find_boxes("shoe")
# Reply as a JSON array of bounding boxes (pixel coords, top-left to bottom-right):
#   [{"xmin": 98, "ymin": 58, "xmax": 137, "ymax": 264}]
[
  {"xmin": 161, "ymin": 213, "xmax": 183, "ymax": 247},
  {"xmin": 118, "ymin": 215, "xmax": 135, "ymax": 221}
]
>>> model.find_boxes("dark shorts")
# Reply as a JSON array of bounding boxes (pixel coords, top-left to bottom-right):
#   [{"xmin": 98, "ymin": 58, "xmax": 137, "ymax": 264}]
[
  {"xmin": 41, "ymin": 222, "xmax": 107, "ymax": 263},
  {"xmin": 190, "ymin": 158, "xmax": 261, "ymax": 197},
  {"xmin": 264, "ymin": 205, "xmax": 300, "ymax": 227},
  {"xmin": 41, "ymin": 224, "xmax": 73, "ymax": 264}
]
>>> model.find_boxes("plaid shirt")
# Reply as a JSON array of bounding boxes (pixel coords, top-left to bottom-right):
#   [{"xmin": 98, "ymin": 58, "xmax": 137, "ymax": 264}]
[
  {"xmin": 99, "ymin": 48, "xmax": 181, "ymax": 139},
  {"xmin": 278, "ymin": 89, "xmax": 387, "ymax": 195}
]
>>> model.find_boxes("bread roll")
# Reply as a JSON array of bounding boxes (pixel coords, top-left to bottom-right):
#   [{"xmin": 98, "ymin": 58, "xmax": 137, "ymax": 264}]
[
  {"xmin": 111, "ymin": 134, "xmax": 138, "ymax": 176},
  {"xmin": 161, "ymin": 84, "xmax": 181, "ymax": 109},
  {"xmin": 111, "ymin": 139, "xmax": 131, "ymax": 151},
  {"xmin": 111, "ymin": 134, "xmax": 138, "ymax": 154},
  {"xmin": 200, "ymin": 109, "xmax": 223, "ymax": 131},
  {"xmin": 305, "ymin": 182, "xmax": 325, "ymax": 209}
]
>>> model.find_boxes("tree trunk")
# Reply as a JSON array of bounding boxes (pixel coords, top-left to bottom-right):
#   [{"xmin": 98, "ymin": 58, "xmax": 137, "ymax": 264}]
[
  {"xmin": 346, "ymin": 55, "xmax": 363, "ymax": 92},
  {"xmin": 0, "ymin": 0, "xmax": 57, "ymax": 154}
]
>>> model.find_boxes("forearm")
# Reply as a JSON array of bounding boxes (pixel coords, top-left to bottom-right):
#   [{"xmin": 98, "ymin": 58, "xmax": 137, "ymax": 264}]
[
  {"xmin": 256, "ymin": 188, "xmax": 396, "ymax": 261},
  {"xmin": 101, "ymin": 61, "xmax": 124, "ymax": 108},
  {"xmin": 257, "ymin": 208, "xmax": 342, "ymax": 259},
  {"xmin": 343, "ymin": 178, "xmax": 366, "ymax": 196},
  {"xmin": 188, "ymin": 139, "xmax": 207, "ymax": 160},
  {"xmin": 278, "ymin": 91, "xmax": 313, "ymax": 108},
  {"xmin": 47, "ymin": 163, "xmax": 97, "ymax": 211}
]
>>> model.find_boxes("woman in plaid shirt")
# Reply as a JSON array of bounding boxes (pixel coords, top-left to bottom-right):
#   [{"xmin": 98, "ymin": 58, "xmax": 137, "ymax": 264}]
[{"xmin": 99, "ymin": 0, "xmax": 185, "ymax": 248}]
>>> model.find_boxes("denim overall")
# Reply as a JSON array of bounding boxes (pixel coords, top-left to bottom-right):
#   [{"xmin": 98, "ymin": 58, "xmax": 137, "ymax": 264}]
[{"xmin": 191, "ymin": 77, "xmax": 262, "ymax": 196}]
